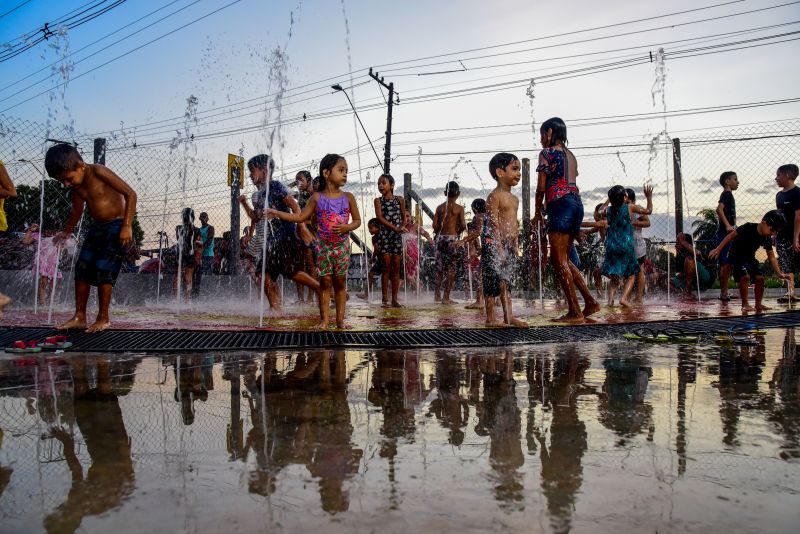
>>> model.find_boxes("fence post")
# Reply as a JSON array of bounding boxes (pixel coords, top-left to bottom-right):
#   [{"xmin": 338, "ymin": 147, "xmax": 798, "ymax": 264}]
[
  {"xmin": 93, "ymin": 138, "xmax": 106, "ymax": 165},
  {"xmin": 521, "ymin": 158, "xmax": 531, "ymax": 292},
  {"xmin": 672, "ymin": 137, "xmax": 683, "ymax": 235},
  {"xmin": 404, "ymin": 172, "xmax": 412, "ymax": 212}
]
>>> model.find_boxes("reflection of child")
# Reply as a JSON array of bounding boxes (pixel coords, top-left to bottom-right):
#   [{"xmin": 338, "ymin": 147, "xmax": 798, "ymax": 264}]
[
  {"xmin": 711, "ymin": 210, "xmax": 790, "ymax": 312},
  {"xmin": 268, "ymin": 154, "xmax": 361, "ymax": 329}
]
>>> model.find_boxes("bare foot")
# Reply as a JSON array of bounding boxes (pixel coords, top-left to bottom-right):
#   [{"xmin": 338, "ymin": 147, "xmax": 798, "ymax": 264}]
[
  {"xmin": 381, "ymin": 301, "xmax": 390, "ymax": 308},
  {"xmin": 86, "ymin": 319, "xmax": 111, "ymax": 333},
  {"xmin": 335, "ymin": 322, "xmax": 351, "ymax": 330},
  {"xmin": 465, "ymin": 301, "xmax": 484, "ymax": 309},
  {"xmin": 755, "ymin": 304, "xmax": 770, "ymax": 312},
  {"xmin": 741, "ymin": 304, "xmax": 755, "ymax": 312},
  {"xmin": 391, "ymin": 301, "xmax": 403, "ymax": 308},
  {"xmin": 582, "ymin": 301, "xmax": 601, "ymax": 318},
  {"xmin": 311, "ymin": 320, "xmax": 328, "ymax": 330},
  {"xmin": 508, "ymin": 317, "xmax": 528, "ymax": 327},
  {"xmin": 619, "ymin": 299, "xmax": 632, "ymax": 308},
  {"xmin": 356, "ymin": 293, "xmax": 368, "ymax": 300},
  {"xmin": 551, "ymin": 313, "xmax": 585, "ymax": 324},
  {"xmin": 485, "ymin": 319, "xmax": 505, "ymax": 327},
  {"xmin": 441, "ymin": 299, "xmax": 456, "ymax": 305},
  {"xmin": 57, "ymin": 316, "xmax": 87, "ymax": 330}
]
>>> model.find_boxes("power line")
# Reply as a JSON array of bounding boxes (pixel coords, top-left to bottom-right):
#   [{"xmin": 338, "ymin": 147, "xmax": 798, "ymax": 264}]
[{"xmin": 0, "ymin": 0, "xmax": 34, "ymax": 20}]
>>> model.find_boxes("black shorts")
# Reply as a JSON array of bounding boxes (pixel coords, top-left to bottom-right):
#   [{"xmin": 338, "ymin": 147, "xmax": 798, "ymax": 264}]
[
  {"xmin": 732, "ymin": 256, "xmax": 762, "ymax": 280},
  {"xmin": 255, "ymin": 235, "xmax": 305, "ymax": 281},
  {"xmin": 74, "ymin": 219, "xmax": 126, "ymax": 287}
]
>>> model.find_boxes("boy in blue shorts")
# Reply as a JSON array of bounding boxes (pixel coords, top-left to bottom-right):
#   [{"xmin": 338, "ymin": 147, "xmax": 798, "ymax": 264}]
[
  {"xmin": 46, "ymin": 143, "xmax": 138, "ymax": 332},
  {"xmin": 716, "ymin": 171, "xmax": 738, "ymax": 300},
  {"xmin": 711, "ymin": 210, "xmax": 790, "ymax": 312}
]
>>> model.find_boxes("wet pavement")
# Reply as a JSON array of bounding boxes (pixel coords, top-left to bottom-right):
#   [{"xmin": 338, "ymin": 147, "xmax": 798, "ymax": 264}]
[
  {"xmin": 2, "ymin": 294, "xmax": 794, "ymax": 331},
  {"xmin": 1, "ymin": 331, "xmax": 799, "ymax": 532}
]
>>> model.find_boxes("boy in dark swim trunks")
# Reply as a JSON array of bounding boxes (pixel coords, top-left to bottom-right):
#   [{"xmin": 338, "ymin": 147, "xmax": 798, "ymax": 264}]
[
  {"xmin": 482, "ymin": 153, "xmax": 527, "ymax": 327},
  {"xmin": 433, "ymin": 181, "xmax": 466, "ymax": 304},
  {"xmin": 46, "ymin": 143, "xmax": 137, "ymax": 332}
]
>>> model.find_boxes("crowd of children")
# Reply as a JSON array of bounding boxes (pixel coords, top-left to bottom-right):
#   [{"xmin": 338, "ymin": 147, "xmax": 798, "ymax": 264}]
[{"xmin": 2, "ymin": 130, "xmax": 798, "ymax": 332}]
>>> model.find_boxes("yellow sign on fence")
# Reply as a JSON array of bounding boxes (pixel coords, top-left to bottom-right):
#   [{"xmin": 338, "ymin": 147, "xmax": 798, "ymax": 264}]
[{"xmin": 227, "ymin": 154, "xmax": 244, "ymax": 188}]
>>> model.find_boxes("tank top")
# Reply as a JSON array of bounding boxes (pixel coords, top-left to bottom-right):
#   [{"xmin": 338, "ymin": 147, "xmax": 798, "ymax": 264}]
[
  {"xmin": 536, "ymin": 148, "xmax": 578, "ymax": 204},
  {"xmin": 315, "ymin": 193, "xmax": 351, "ymax": 244}
]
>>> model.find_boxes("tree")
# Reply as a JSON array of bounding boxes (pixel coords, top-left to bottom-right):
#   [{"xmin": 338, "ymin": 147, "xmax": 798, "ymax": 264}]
[{"xmin": 692, "ymin": 208, "xmax": 718, "ymax": 257}]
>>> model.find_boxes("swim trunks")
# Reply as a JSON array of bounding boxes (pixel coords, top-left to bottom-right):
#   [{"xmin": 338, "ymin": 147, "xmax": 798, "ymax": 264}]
[
  {"xmin": 74, "ymin": 219, "xmax": 126, "ymax": 286},
  {"xmin": 255, "ymin": 235, "xmax": 305, "ymax": 281},
  {"xmin": 435, "ymin": 235, "xmax": 461, "ymax": 273},
  {"xmin": 315, "ymin": 238, "xmax": 350, "ymax": 278},
  {"xmin": 481, "ymin": 241, "xmax": 517, "ymax": 298}
]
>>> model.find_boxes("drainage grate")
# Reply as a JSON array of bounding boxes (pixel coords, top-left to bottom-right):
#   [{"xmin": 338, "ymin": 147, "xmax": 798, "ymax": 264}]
[{"xmin": 2, "ymin": 311, "xmax": 800, "ymax": 353}]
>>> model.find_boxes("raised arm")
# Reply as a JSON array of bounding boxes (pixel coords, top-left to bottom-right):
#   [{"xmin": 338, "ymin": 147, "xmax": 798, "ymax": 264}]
[
  {"xmin": 0, "ymin": 162, "xmax": 16, "ymax": 199},
  {"xmin": 95, "ymin": 165, "xmax": 137, "ymax": 246},
  {"xmin": 632, "ymin": 214, "xmax": 650, "ymax": 229},
  {"xmin": 631, "ymin": 184, "xmax": 653, "ymax": 215},
  {"xmin": 238, "ymin": 194, "xmax": 257, "ymax": 222},
  {"xmin": 267, "ymin": 193, "xmax": 317, "ymax": 223}
]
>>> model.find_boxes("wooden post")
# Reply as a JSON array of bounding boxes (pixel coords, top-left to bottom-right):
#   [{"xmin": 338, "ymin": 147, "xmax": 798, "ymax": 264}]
[
  {"xmin": 404, "ymin": 172, "xmax": 412, "ymax": 213},
  {"xmin": 672, "ymin": 138, "xmax": 683, "ymax": 235},
  {"xmin": 521, "ymin": 158, "xmax": 531, "ymax": 292}
]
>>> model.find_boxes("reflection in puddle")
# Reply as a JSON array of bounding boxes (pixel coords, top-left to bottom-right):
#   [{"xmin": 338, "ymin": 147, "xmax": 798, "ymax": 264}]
[{"xmin": 1, "ymin": 331, "xmax": 799, "ymax": 532}]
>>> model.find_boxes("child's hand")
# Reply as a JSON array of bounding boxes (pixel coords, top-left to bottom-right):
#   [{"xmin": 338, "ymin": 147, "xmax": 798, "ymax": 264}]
[
  {"xmin": 643, "ymin": 184, "xmax": 654, "ymax": 198},
  {"xmin": 238, "ymin": 194, "xmax": 248, "ymax": 204},
  {"xmin": 264, "ymin": 208, "xmax": 277, "ymax": 219},
  {"xmin": 119, "ymin": 224, "xmax": 133, "ymax": 247},
  {"xmin": 27, "ymin": 223, "xmax": 39, "ymax": 233},
  {"xmin": 726, "ymin": 225, "xmax": 735, "ymax": 233},
  {"xmin": 780, "ymin": 272, "xmax": 793, "ymax": 281},
  {"xmin": 709, "ymin": 247, "xmax": 720, "ymax": 260},
  {"xmin": 53, "ymin": 230, "xmax": 71, "ymax": 245},
  {"xmin": 596, "ymin": 220, "xmax": 608, "ymax": 229},
  {"xmin": 332, "ymin": 224, "xmax": 349, "ymax": 235}
]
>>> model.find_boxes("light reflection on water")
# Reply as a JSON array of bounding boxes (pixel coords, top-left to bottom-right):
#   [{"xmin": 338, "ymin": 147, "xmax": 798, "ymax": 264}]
[{"xmin": 0, "ymin": 330, "xmax": 799, "ymax": 533}]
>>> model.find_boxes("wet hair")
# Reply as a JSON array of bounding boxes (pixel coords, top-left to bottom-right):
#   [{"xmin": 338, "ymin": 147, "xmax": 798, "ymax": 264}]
[
  {"xmin": 367, "ymin": 217, "xmax": 379, "ymax": 228},
  {"xmin": 778, "ymin": 164, "xmax": 799, "ymax": 180},
  {"xmin": 624, "ymin": 188, "xmax": 636, "ymax": 204},
  {"xmin": 181, "ymin": 207, "xmax": 195, "ymax": 226},
  {"xmin": 45, "ymin": 143, "xmax": 83, "ymax": 178},
  {"xmin": 296, "ymin": 170, "xmax": 312, "ymax": 181},
  {"xmin": 607, "ymin": 185, "xmax": 626, "ymax": 216},
  {"xmin": 444, "ymin": 180, "xmax": 460, "ymax": 197},
  {"xmin": 471, "ymin": 198, "xmax": 486, "ymax": 213},
  {"xmin": 247, "ymin": 154, "xmax": 275, "ymax": 173},
  {"xmin": 318, "ymin": 153, "xmax": 344, "ymax": 191},
  {"xmin": 378, "ymin": 173, "xmax": 395, "ymax": 190},
  {"xmin": 488, "ymin": 152, "xmax": 519, "ymax": 180},
  {"xmin": 540, "ymin": 117, "xmax": 568, "ymax": 147},
  {"xmin": 763, "ymin": 209, "xmax": 787, "ymax": 231},
  {"xmin": 719, "ymin": 171, "xmax": 737, "ymax": 187}
]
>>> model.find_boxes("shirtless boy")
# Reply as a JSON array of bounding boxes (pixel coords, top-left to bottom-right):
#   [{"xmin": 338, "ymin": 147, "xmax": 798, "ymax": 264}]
[
  {"xmin": 46, "ymin": 143, "xmax": 137, "ymax": 332},
  {"xmin": 482, "ymin": 153, "xmax": 527, "ymax": 327},
  {"xmin": 433, "ymin": 181, "xmax": 466, "ymax": 304}
]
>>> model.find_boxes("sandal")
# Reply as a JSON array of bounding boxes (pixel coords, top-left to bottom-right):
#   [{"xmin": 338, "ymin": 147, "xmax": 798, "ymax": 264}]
[
  {"xmin": 5, "ymin": 340, "xmax": 42, "ymax": 353},
  {"xmin": 40, "ymin": 335, "xmax": 73, "ymax": 351}
]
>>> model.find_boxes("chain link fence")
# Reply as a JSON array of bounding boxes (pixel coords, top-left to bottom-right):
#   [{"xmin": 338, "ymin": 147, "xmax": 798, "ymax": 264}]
[{"xmin": 1, "ymin": 114, "xmax": 798, "ymax": 295}]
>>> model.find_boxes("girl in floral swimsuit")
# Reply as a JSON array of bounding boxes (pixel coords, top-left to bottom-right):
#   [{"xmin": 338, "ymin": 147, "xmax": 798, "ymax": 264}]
[{"xmin": 374, "ymin": 174, "xmax": 406, "ymax": 307}]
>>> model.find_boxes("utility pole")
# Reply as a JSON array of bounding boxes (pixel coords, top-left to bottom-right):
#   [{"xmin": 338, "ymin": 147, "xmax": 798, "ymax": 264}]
[{"xmin": 368, "ymin": 68, "xmax": 395, "ymax": 175}]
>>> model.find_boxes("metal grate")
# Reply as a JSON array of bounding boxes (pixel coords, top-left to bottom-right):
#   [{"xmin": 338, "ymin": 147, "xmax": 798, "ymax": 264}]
[{"xmin": 2, "ymin": 311, "xmax": 800, "ymax": 353}]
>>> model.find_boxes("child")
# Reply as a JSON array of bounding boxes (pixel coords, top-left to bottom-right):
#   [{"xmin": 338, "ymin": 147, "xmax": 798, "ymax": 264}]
[
  {"xmin": 193, "ymin": 211, "xmax": 215, "ymax": 297},
  {"xmin": 174, "ymin": 207, "xmax": 202, "ymax": 300},
  {"xmin": 374, "ymin": 173, "xmax": 406, "ymax": 307},
  {"xmin": 433, "ymin": 181, "xmax": 466, "ymax": 304},
  {"xmin": 711, "ymin": 210, "xmax": 790, "ymax": 312},
  {"xmin": 0, "ymin": 160, "xmax": 16, "ymax": 316},
  {"xmin": 402, "ymin": 211, "xmax": 433, "ymax": 292},
  {"xmin": 46, "ymin": 143, "xmax": 137, "ymax": 332},
  {"xmin": 458, "ymin": 199, "xmax": 487, "ymax": 310},
  {"xmin": 716, "ymin": 171, "xmax": 738, "ymax": 301},
  {"xmin": 774, "ymin": 164, "xmax": 800, "ymax": 303},
  {"xmin": 533, "ymin": 117, "xmax": 599, "ymax": 322},
  {"xmin": 239, "ymin": 154, "xmax": 319, "ymax": 312},
  {"xmin": 625, "ymin": 186, "xmax": 654, "ymax": 302},
  {"xmin": 294, "ymin": 170, "xmax": 316, "ymax": 304},
  {"xmin": 482, "ymin": 152, "xmax": 527, "ymax": 327},
  {"xmin": 600, "ymin": 186, "xmax": 639, "ymax": 307},
  {"xmin": 22, "ymin": 223, "xmax": 71, "ymax": 307},
  {"xmin": 672, "ymin": 233, "xmax": 713, "ymax": 296},
  {"xmin": 267, "ymin": 154, "xmax": 361, "ymax": 329},
  {"xmin": 357, "ymin": 218, "xmax": 382, "ymax": 299}
]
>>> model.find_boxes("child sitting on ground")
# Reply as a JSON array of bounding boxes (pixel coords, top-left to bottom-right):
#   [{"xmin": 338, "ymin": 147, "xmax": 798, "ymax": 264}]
[
  {"xmin": 267, "ymin": 154, "xmax": 361, "ymax": 329},
  {"xmin": 46, "ymin": 143, "xmax": 137, "ymax": 332},
  {"xmin": 482, "ymin": 152, "xmax": 527, "ymax": 327},
  {"xmin": 710, "ymin": 210, "xmax": 790, "ymax": 312},
  {"xmin": 433, "ymin": 181, "xmax": 466, "ymax": 304}
]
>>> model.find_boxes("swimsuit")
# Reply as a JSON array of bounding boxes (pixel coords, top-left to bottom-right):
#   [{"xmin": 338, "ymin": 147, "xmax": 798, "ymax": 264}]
[
  {"xmin": 378, "ymin": 196, "xmax": 403, "ymax": 256},
  {"xmin": 314, "ymin": 193, "xmax": 351, "ymax": 278}
]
